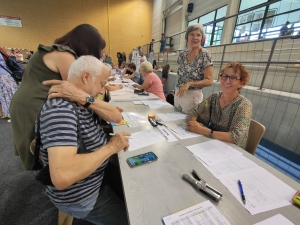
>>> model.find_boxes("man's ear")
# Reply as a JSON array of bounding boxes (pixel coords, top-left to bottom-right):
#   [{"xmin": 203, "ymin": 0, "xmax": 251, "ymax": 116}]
[{"xmin": 82, "ymin": 72, "xmax": 90, "ymax": 84}]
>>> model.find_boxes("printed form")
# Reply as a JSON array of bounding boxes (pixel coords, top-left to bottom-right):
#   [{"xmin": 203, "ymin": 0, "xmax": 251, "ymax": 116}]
[
  {"xmin": 162, "ymin": 200, "xmax": 230, "ymax": 225},
  {"xmin": 186, "ymin": 140, "xmax": 242, "ymax": 166},
  {"xmin": 219, "ymin": 168, "xmax": 296, "ymax": 215},
  {"xmin": 128, "ymin": 129, "xmax": 165, "ymax": 151},
  {"xmin": 164, "ymin": 120, "xmax": 202, "ymax": 140},
  {"xmin": 122, "ymin": 112, "xmax": 149, "ymax": 128}
]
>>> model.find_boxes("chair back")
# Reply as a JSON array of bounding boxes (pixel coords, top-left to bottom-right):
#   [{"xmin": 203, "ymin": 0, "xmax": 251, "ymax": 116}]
[{"xmin": 245, "ymin": 119, "xmax": 265, "ymax": 155}]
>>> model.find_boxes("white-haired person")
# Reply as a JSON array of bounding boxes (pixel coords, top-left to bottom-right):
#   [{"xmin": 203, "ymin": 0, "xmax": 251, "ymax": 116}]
[
  {"xmin": 132, "ymin": 61, "xmax": 165, "ymax": 100},
  {"xmin": 37, "ymin": 55, "xmax": 130, "ymax": 224},
  {"xmin": 187, "ymin": 62, "xmax": 252, "ymax": 149},
  {"xmin": 175, "ymin": 23, "xmax": 214, "ymax": 114}
]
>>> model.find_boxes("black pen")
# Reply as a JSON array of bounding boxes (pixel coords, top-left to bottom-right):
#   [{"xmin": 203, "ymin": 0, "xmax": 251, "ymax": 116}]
[{"xmin": 238, "ymin": 180, "xmax": 246, "ymax": 204}]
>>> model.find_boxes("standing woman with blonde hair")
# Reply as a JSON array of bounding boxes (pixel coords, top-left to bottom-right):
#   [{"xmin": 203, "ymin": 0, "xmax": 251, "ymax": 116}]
[{"xmin": 175, "ymin": 23, "xmax": 213, "ymax": 114}]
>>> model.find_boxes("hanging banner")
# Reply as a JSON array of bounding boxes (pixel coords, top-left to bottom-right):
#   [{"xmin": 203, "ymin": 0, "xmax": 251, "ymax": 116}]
[{"xmin": 0, "ymin": 15, "xmax": 22, "ymax": 27}]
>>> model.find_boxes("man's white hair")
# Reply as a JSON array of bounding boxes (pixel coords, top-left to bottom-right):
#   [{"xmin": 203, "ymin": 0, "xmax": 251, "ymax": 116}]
[{"xmin": 67, "ymin": 56, "xmax": 103, "ymax": 81}]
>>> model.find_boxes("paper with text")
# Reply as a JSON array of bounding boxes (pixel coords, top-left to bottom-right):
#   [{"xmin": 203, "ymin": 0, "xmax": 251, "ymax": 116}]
[
  {"xmin": 122, "ymin": 112, "xmax": 149, "ymax": 128},
  {"xmin": 164, "ymin": 120, "xmax": 202, "ymax": 139},
  {"xmin": 199, "ymin": 155, "xmax": 260, "ymax": 179},
  {"xmin": 162, "ymin": 200, "xmax": 230, "ymax": 225},
  {"xmin": 156, "ymin": 125, "xmax": 178, "ymax": 142},
  {"xmin": 186, "ymin": 140, "xmax": 242, "ymax": 166},
  {"xmin": 219, "ymin": 168, "xmax": 296, "ymax": 215},
  {"xmin": 128, "ymin": 129, "xmax": 165, "ymax": 151},
  {"xmin": 254, "ymin": 214, "xmax": 294, "ymax": 225}
]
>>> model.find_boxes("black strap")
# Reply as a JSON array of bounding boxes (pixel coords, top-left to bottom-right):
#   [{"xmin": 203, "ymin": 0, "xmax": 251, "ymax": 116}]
[
  {"xmin": 0, "ymin": 64, "xmax": 12, "ymax": 75},
  {"xmin": 33, "ymin": 99, "xmax": 87, "ymax": 170}
]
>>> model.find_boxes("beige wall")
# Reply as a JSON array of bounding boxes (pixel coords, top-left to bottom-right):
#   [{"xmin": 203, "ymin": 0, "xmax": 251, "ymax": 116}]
[{"xmin": 0, "ymin": 0, "xmax": 153, "ymax": 62}]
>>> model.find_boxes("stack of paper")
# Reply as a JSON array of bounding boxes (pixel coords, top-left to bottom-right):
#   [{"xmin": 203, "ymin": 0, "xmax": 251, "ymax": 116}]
[
  {"xmin": 122, "ymin": 112, "xmax": 148, "ymax": 128},
  {"xmin": 162, "ymin": 200, "xmax": 230, "ymax": 225},
  {"xmin": 128, "ymin": 129, "xmax": 165, "ymax": 151},
  {"xmin": 163, "ymin": 120, "xmax": 202, "ymax": 140},
  {"xmin": 141, "ymin": 100, "xmax": 173, "ymax": 109}
]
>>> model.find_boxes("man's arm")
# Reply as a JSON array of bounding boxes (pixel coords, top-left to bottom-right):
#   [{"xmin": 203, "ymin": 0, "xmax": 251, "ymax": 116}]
[{"xmin": 48, "ymin": 132, "xmax": 130, "ymax": 190}]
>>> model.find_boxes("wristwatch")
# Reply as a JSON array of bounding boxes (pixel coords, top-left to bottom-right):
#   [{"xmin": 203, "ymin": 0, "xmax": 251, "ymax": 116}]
[
  {"xmin": 209, "ymin": 130, "xmax": 214, "ymax": 138},
  {"xmin": 83, "ymin": 95, "xmax": 95, "ymax": 108}
]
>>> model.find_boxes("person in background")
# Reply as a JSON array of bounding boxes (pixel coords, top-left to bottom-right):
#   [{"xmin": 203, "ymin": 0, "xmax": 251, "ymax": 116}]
[
  {"xmin": 175, "ymin": 23, "xmax": 213, "ymax": 114},
  {"xmin": 9, "ymin": 24, "xmax": 107, "ymax": 170},
  {"xmin": 122, "ymin": 52, "xmax": 126, "ymax": 62},
  {"xmin": 116, "ymin": 52, "xmax": 123, "ymax": 68},
  {"xmin": 0, "ymin": 47, "xmax": 18, "ymax": 121},
  {"xmin": 280, "ymin": 21, "xmax": 290, "ymax": 36},
  {"xmin": 16, "ymin": 51, "xmax": 24, "ymax": 62},
  {"xmin": 10, "ymin": 49, "xmax": 16, "ymax": 57},
  {"xmin": 121, "ymin": 63, "xmax": 140, "ymax": 84},
  {"xmin": 121, "ymin": 63, "xmax": 133, "ymax": 77},
  {"xmin": 132, "ymin": 61, "xmax": 165, "ymax": 100},
  {"xmin": 148, "ymin": 39, "xmax": 155, "ymax": 64},
  {"xmin": 162, "ymin": 64, "xmax": 170, "ymax": 86},
  {"xmin": 38, "ymin": 56, "xmax": 129, "ymax": 224},
  {"xmin": 201, "ymin": 33, "xmax": 206, "ymax": 47},
  {"xmin": 139, "ymin": 51, "xmax": 147, "ymax": 65},
  {"xmin": 128, "ymin": 52, "xmax": 132, "ymax": 63},
  {"xmin": 160, "ymin": 33, "xmax": 166, "ymax": 57},
  {"xmin": 187, "ymin": 62, "xmax": 252, "ymax": 149}
]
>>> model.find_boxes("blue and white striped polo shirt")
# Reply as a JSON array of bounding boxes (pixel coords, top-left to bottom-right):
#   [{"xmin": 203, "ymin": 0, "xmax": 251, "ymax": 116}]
[{"xmin": 39, "ymin": 98, "xmax": 108, "ymax": 205}]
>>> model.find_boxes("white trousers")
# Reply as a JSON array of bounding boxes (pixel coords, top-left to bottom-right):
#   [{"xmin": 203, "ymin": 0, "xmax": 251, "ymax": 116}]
[{"xmin": 174, "ymin": 89, "xmax": 203, "ymax": 115}]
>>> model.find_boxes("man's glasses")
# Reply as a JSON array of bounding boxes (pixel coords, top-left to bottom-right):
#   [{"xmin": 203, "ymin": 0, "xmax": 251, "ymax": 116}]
[{"xmin": 220, "ymin": 73, "xmax": 240, "ymax": 82}]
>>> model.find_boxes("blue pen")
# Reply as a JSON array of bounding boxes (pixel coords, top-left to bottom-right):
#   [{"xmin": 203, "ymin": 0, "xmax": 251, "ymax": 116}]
[{"xmin": 238, "ymin": 180, "xmax": 246, "ymax": 204}]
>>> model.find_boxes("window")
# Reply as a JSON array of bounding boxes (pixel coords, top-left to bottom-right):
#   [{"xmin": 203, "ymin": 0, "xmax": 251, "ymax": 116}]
[
  {"xmin": 233, "ymin": 0, "xmax": 300, "ymax": 42},
  {"xmin": 188, "ymin": 5, "xmax": 228, "ymax": 46}
]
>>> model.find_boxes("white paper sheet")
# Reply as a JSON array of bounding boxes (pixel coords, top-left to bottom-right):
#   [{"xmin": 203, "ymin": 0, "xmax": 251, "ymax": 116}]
[
  {"xmin": 199, "ymin": 155, "xmax": 261, "ymax": 179},
  {"xmin": 156, "ymin": 112, "xmax": 187, "ymax": 121},
  {"xmin": 156, "ymin": 125, "xmax": 178, "ymax": 142},
  {"xmin": 164, "ymin": 120, "xmax": 202, "ymax": 140},
  {"xmin": 219, "ymin": 168, "xmax": 296, "ymax": 215},
  {"xmin": 122, "ymin": 112, "xmax": 149, "ymax": 128},
  {"xmin": 254, "ymin": 214, "xmax": 294, "ymax": 225},
  {"xmin": 141, "ymin": 100, "xmax": 173, "ymax": 109},
  {"xmin": 186, "ymin": 140, "xmax": 242, "ymax": 166},
  {"xmin": 128, "ymin": 129, "xmax": 165, "ymax": 151},
  {"xmin": 133, "ymin": 101, "xmax": 144, "ymax": 105},
  {"xmin": 162, "ymin": 200, "xmax": 230, "ymax": 225}
]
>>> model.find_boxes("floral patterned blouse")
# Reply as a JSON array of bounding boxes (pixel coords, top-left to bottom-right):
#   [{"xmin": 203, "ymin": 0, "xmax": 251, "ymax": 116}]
[
  {"xmin": 190, "ymin": 92, "xmax": 252, "ymax": 149},
  {"xmin": 176, "ymin": 48, "xmax": 213, "ymax": 90}
]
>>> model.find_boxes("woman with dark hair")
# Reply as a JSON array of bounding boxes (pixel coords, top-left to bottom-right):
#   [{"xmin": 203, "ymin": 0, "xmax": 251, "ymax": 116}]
[
  {"xmin": 9, "ymin": 24, "xmax": 109, "ymax": 170},
  {"xmin": 117, "ymin": 52, "xmax": 123, "ymax": 68},
  {"xmin": 122, "ymin": 52, "xmax": 126, "ymax": 62}
]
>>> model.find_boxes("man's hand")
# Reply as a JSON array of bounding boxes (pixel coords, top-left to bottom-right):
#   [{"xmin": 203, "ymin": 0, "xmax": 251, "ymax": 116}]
[
  {"xmin": 176, "ymin": 83, "xmax": 189, "ymax": 98},
  {"xmin": 108, "ymin": 132, "xmax": 131, "ymax": 153},
  {"xmin": 116, "ymin": 107, "xmax": 123, "ymax": 112},
  {"xmin": 43, "ymin": 80, "xmax": 86, "ymax": 103}
]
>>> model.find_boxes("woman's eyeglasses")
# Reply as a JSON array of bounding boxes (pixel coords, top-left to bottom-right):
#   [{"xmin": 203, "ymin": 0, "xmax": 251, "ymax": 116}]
[{"xmin": 220, "ymin": 74, "xmax": 240, "ymax": 82}]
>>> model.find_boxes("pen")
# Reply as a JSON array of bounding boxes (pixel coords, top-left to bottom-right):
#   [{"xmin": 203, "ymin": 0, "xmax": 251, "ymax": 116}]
[
  {"xmin": 238, "ymin": 180, "xmax": 246, "ymax": 204},
  {"xmin": 109, "ymin": 133, "xmax": 133, "ymax": 139}
]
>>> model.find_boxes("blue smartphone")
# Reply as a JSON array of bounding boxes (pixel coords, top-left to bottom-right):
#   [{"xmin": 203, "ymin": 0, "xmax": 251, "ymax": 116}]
[{"xmin": 127, "ymin": 152, "xmax": 158, "ymax": 168}]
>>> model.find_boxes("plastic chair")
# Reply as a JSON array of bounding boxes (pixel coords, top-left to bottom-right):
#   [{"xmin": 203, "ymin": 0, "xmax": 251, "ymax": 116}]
[{"xmin": 245, "ymin": 119, "xmax": 265, "ymax": 155}]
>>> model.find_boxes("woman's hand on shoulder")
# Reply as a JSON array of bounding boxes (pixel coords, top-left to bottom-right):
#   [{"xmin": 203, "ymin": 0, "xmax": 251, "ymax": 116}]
[{"xmin": 43, "ymin": 80, "xmax": 86, "ymax": 104}]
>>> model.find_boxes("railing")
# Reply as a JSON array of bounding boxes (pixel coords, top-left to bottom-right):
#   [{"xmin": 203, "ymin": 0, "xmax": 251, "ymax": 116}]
[{"xmin": 147, "ymin": 35, "xmax": 300, "ymax": 94}]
